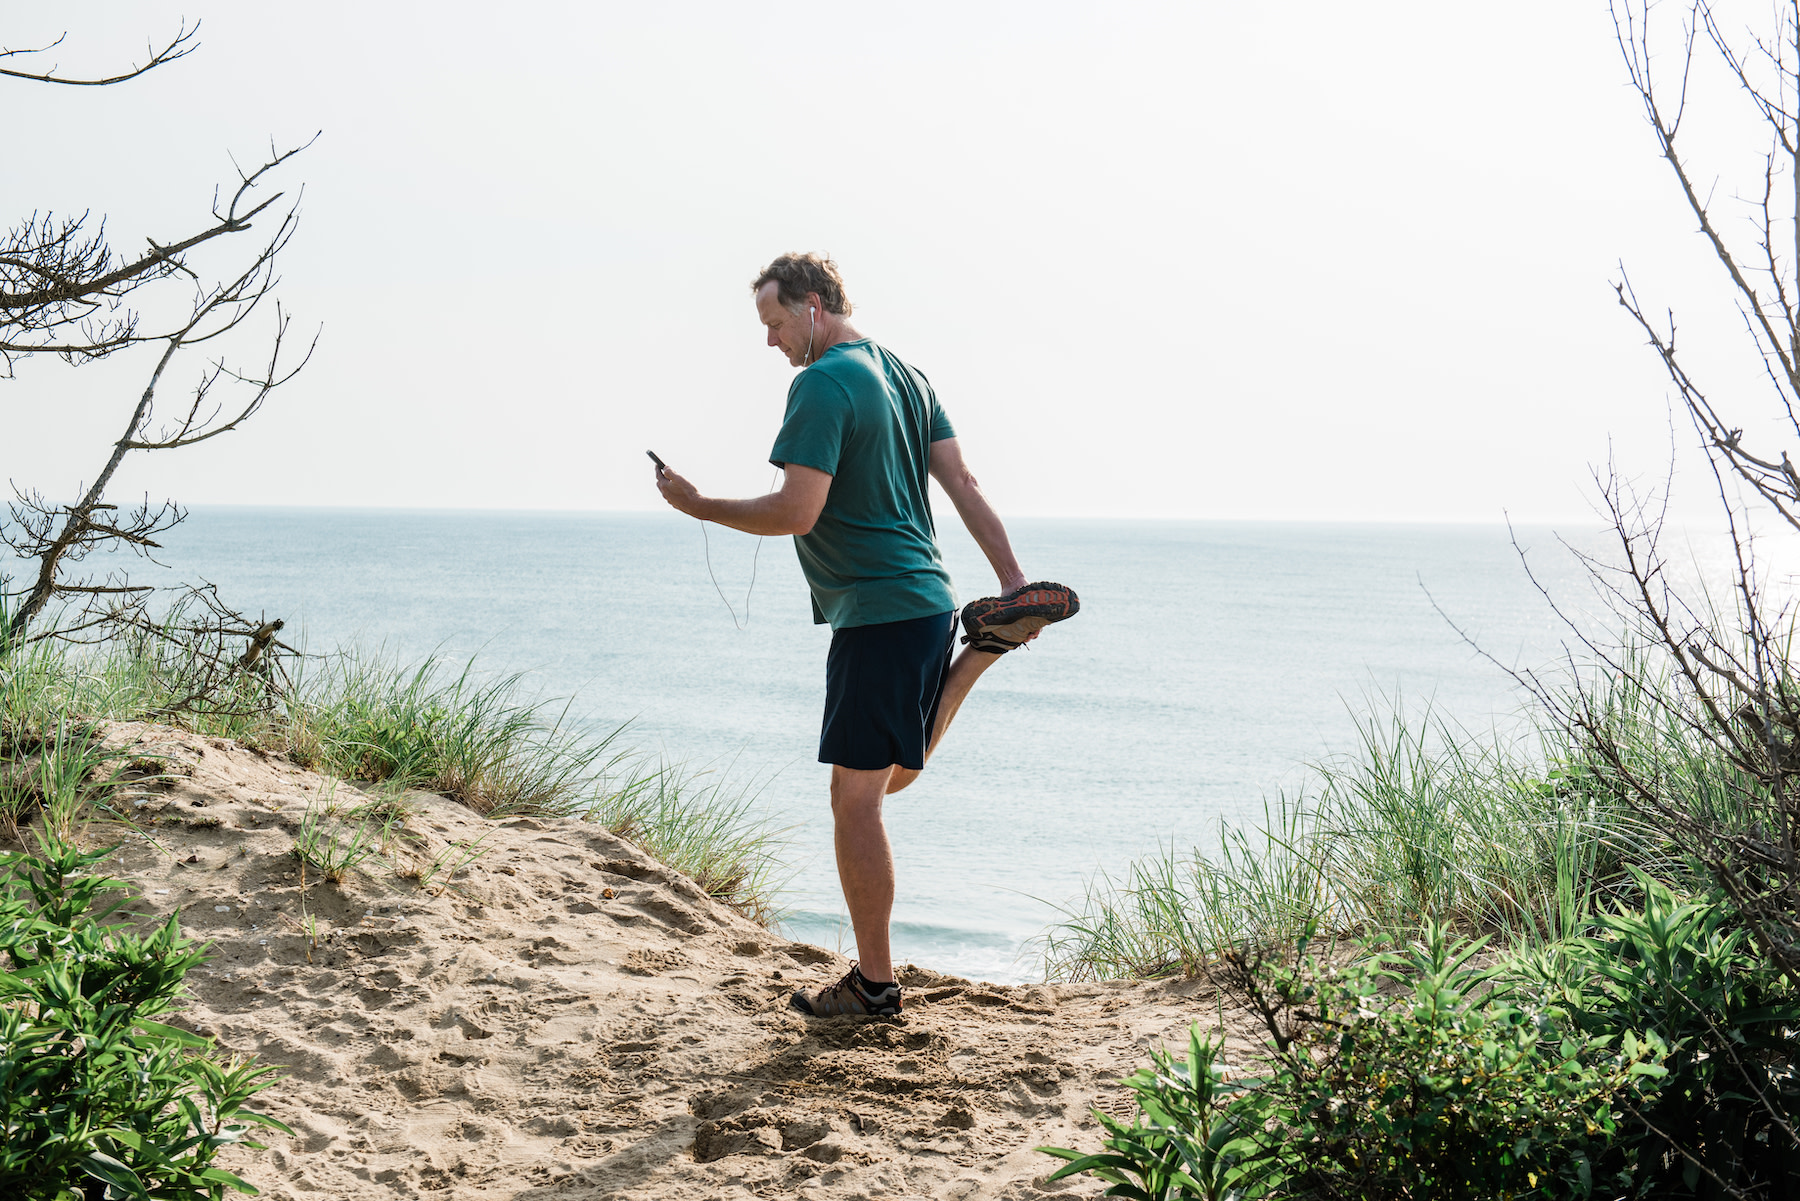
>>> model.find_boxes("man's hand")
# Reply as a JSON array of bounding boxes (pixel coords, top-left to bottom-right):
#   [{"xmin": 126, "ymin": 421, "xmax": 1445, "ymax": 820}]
[
  {"xmin": 651, "ymin": 460, "xmax": 831, "ymax": 536},
  {"xmin": 656, "ymin": 464, "xmax": 704, "ymax": 517}
]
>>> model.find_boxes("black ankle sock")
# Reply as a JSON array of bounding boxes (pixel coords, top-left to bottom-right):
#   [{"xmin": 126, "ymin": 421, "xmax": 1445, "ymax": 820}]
[{"xmin": 853, "ymin": 966, "xmax": 895, "ymax": 992}]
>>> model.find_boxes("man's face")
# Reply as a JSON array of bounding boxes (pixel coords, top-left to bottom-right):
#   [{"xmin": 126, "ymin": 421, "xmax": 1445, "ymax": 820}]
[{"xmin": 756, "ymin": 282, "xmax": 813, "ymax": 368}]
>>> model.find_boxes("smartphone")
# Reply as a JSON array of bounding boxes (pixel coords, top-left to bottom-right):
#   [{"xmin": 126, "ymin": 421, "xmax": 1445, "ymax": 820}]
[{"xmin": 646, "ymin": 450, "xmax": 667, "ymax": 473}]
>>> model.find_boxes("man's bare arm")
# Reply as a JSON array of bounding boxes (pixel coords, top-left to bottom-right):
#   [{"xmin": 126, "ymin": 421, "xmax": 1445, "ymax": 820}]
[
  {"xmin": 656, "ymin": 462, "xmax": 832, "ymax": 536},
  {"xmin": 929, "ymin": 437, "xmax": 1028, "ymax": 595}
]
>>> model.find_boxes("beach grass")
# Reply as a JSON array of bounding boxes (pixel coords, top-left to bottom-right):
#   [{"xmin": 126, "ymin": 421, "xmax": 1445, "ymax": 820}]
[
  {"xmin": 1039, "ymin": 668, "xmax": 1734, "ymax": 981},
  {"xmin": 587, "ymin": 759, "xmax": 791, "ymax": 927},
  {"xmin": 0, "ymin": 634, "xmax": 789, "ymax": 922}
]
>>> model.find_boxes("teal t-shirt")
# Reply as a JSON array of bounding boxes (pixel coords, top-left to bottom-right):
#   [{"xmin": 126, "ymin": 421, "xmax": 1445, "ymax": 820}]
[{"xmin": 768, "ymin": 340, "xmax": 957, "ymax": 629}]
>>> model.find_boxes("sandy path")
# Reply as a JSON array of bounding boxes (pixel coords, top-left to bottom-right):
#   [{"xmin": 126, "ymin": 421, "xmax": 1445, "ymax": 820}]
[{"xmin": 71, "ymin": 723, "xmax": 1253, "ymax": 1200}]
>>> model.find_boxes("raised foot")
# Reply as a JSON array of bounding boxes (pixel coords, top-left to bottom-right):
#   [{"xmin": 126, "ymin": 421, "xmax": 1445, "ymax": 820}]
[{"xmin": 959, "ymin": 581, "xmax": 1080, "ymax": 654}]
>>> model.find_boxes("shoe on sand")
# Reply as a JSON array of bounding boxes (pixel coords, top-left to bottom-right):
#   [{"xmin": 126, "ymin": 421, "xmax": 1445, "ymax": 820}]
[
  {"xmin": 790, "ymin": 965, "xmax": 902, "ymax": 1017},
  {"xmin": 960, "ymin": 581, "xmax": 1080, "ymax": 654}
]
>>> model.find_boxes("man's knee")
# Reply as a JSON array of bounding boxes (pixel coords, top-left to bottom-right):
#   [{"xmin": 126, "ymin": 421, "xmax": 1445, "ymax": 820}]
[
  {"xmin": 831, "ymin": 791, "xmax": 881, "ymax": 820},
  {"xmin": 830, "ymin": 766, "xmax": 892, "ymax": 816}
]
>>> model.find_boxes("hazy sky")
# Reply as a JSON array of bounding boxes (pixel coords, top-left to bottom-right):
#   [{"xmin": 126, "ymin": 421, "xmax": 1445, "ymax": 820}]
[{"xmin": 3, "ymin": 1, "xmax": 1787, "ymax": 523}]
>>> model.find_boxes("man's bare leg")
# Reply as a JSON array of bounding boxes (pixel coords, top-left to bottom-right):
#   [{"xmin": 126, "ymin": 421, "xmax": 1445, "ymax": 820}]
[
  {"xmin": 886, "ymin": 646, "xmax": 1002, "ymax": 794},
  {"xmin": 831, "ymin": 764, "xmax": 897, "ymax": 983}
]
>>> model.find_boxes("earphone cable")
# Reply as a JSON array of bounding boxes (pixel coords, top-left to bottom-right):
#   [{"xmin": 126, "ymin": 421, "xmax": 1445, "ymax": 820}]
[
  {"xmin": 701, "ymin": 520, "xmax": 746, "ymax": 630},
  {"xmin": 701, "ymin": 464, "xmax": 778, "ymax": 630}
]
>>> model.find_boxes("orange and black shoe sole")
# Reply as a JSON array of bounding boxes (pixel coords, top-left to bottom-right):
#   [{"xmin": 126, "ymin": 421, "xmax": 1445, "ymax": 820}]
[{"xmin": 960, "ymin": 581, "xmax": 1080, "ymax": 644}]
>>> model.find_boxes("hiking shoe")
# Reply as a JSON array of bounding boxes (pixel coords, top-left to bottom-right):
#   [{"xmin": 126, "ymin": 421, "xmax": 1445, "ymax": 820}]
[
  {"xmin": 789, "ymin": 965, "xmax": 903, "ymax": 1017},
  {"xmin": 960, "ymin": 581, "xmax": 1080, "ymax": 654}
]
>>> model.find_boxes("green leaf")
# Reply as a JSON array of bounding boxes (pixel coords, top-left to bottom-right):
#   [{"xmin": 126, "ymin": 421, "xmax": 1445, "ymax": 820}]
[
  {"xmin": 131, "ymin": 1019, "xmax": 209, "ymax": 1047},
  {"xmin": 238, "ymin": 1110, "xmax": 296, "ymax": 1137},
  {"xmin": 199, "ymin": 1165, "xmax": 262, "ymax": 1193},
  {"xmin": 80, "ymin": 1150, "xmax": 149, "ymax": 1201}
]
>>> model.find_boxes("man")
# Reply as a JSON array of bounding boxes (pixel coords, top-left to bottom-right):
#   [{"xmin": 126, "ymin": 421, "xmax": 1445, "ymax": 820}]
[{"xmin": 655, "ymin": 252, "xmax": 1078, "ymax": 1017}]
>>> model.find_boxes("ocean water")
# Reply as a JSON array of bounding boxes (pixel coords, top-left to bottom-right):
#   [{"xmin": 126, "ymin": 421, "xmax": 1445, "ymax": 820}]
[{"xmin": 27, "ymin": 508, "xmax": 1650, "ymax": 982}]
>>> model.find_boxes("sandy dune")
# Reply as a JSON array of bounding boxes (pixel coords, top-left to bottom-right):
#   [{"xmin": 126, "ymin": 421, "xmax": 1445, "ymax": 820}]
[{"xmin": 72, "ymin": 723, "xmax": 1250, "ymax": 1200}]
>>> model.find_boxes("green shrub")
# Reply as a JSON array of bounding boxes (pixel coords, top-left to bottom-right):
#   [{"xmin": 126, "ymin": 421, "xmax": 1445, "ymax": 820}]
[
  {"xmin": 1517, "ymin": 876, "xmax": 1800, "ymax": 1197},
  {"xmin": 331, "ymin": 693, "xmax": 451, "ymax": 784},
  {"xmin": 1245, "ymin": 925, "xmax": 1664, "ymax": 1200},
  {"xmin": 1045, "ymin": 923, "xmax": 1666, "ymax": 1200},
  {"xmin": 1039, "ymin": 1026, "xmax": 1259, "ymax": 1200},
  {"xmin": 0, "ymin": 839, "xmax": 289, "ymax": 1199}
]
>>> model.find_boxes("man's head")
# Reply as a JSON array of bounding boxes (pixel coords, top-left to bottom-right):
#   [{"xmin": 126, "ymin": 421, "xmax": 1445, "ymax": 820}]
[{"xmin": 753, "ymin": 253, "xmax": 853, "ymax": 368}]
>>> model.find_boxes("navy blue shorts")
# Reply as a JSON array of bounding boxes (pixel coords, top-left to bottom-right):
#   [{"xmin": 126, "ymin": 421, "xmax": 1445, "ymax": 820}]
[{"xmin": 819, "ymin": 611, "xmax": 956, "ymax": 771}]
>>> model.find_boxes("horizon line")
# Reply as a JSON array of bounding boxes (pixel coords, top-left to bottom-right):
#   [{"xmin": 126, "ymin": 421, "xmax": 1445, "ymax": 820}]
[{"xmin": 167, "ymin": 501, "xmax": 1628, "ymax": 528}]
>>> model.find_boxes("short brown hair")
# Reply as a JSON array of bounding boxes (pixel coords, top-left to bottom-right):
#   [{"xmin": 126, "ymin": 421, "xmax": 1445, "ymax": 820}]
[{"xmin": 751, "ymin": 252, "xmax": 853, "ymax": 316}]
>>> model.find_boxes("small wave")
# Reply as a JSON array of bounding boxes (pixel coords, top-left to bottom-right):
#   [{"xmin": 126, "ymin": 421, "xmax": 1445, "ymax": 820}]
[{"xmin": 778, "ymin": 909, "xmax": 1033, "ymax": 983}]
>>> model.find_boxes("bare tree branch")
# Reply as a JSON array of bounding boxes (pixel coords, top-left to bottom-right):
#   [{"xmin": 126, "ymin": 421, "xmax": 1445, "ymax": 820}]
[
  {"xmin": 0, "ymin": 36, "xmax": 319, "ymax": 681},
  {"xmin": 0, "ymin": 22, "xmax": 199, "ymax": 87},
  {"xmin": 0, "ymin": 135, "xmax": 318, "ymax": 376}
]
